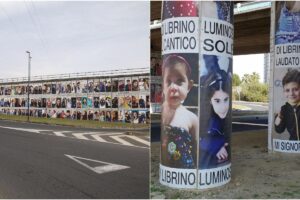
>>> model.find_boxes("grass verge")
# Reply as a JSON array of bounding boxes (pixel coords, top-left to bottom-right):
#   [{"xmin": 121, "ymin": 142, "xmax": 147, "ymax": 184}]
[{"xmin": 0, "ymin": 114, "xmax": 149, "ymax": 129}]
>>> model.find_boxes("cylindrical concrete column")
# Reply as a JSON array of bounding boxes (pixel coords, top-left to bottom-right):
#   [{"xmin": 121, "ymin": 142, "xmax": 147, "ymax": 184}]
[{"xmin": 160, "ymin": 1, "xmax": 233, "ymax": 189}]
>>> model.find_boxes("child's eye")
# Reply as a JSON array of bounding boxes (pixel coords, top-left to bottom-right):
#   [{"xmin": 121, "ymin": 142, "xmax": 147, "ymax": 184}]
[
  {"xmin": 176, "ymin": 79, "xmax": 183, "ymax": 85},
  {"xmin": 224, "ymin": 97, "xmax": 229, "ymax": 102},
  {"xmin": 214, "ymin": 99, "xmax": 220, "ymax": 103}
]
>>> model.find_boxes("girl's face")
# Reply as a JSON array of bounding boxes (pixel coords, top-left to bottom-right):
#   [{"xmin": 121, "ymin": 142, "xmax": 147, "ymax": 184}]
[
  {"xmin": 211, "ymin": 90, "xmax": 229, "ymax": 119},
  {"xmin": 163, "ymin": 64, "xmax": 192, "ymax": 107},
  {"xmin": 284, "ymin": 82, "xmax": 300, "ymax": 104}
]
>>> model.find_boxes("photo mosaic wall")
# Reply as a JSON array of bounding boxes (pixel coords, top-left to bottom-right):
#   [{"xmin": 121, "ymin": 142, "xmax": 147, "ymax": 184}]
[{"xmin": 0, "ymin": 75, "xmax": 150, "ymax": 124}]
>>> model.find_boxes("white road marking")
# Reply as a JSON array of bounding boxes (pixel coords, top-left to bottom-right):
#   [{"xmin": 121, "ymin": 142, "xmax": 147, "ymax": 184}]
[
  {"xmin": 72, "ymin": 133, "xmax": 90, "ymax": 140},
  {"xmin": 65, "ymin": 154, "xmax": 130, "ymax": 174},
  {"xmin": 0, "ymin": 125, "xmax": 149, "ymax": 148},
  {"xmin": 53, "ymin": 131, "xmax": 70, "ymax": 137},
  {"xmin": 126, "ymin": 135, "xmax": 150, "ymax": 146},
  {"xmin": 232, "ymin": 122, "xmax": 268, "ymax": 127},
  {"xmin": 110, "ymin": 135, "xmax": 134, "ymax": 146},
  {"xmin": 90, "ymin": 134, "xmax": 108, "ymax": 142},
  {"xmin": 0, "ymin": 126, "xmax": 50, "ymax": 133},
  {"xmin": 89, "ymin": 132, "xmax": 123, "ymax": 136}
]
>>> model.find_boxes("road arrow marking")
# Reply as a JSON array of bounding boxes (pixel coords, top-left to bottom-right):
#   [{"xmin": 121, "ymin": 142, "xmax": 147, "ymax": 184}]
[
  {"xmin": 0, "ymin": 126, "xmax": 50, "ymax": 133},
  {"xmin": 65, "ymin": 154, "xmax": 130, "ymax": 174}
]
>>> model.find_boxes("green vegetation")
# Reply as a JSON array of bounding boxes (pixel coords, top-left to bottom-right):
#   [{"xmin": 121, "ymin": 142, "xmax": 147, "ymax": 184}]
[
  {"xmin": 0, "ymin": 114, "xmax": 149, "ymax": 129},
  {"xmin": 233, "ymin": 73, "xmax": 241, "ymax": 86},
  {"xmin": 233, "ymin": 73, "xmax": 269, "ymax": 102}
]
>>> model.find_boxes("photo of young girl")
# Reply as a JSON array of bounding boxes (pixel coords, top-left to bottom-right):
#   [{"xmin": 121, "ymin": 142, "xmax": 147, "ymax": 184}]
[
  {"xmin": 274, "ymin": 69, "xmax": 300, "ymax": 140},
  {"xmin": 275, "ymin": 1, "xmax": 300, "ymax": 45},
  {"xmin": 76, "ymin": 97, "xmax": 82, "ymax": 108},
  {"xmin": 112, "ymin": 111, "xmax": 118, "ymax": 122},
  {"xmin": 132, "ymin": 78, "xmax": 139, "ymax": 91},
  {"xmin": 132, "ymin": 110, "xmax": 139, "ymax": 124},
  {"xmin": 161, "ymin": 54, "xmax": 198, "ymax": 169},
  {"xmin": 81, "ymin": 97, "xmax": 88, "ymax": 108},
  {"xmin": 199, "ymin": 70, "xmax": 231, "ymax": 169}
]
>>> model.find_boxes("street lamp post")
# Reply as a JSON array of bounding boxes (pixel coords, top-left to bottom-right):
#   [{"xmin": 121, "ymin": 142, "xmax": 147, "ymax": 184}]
[{"xmin": 26, "ymin": 51, "xmax": 31, "ymax": 122}]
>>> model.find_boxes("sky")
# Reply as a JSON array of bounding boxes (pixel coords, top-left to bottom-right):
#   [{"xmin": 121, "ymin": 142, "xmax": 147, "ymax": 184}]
[
  {"xmin": 233, "ymin": 54, "xmax": 265, "ymax": 83},
  {"xmin": 0, "ymin": 1, "xmax": 149, "ymax": 79}
]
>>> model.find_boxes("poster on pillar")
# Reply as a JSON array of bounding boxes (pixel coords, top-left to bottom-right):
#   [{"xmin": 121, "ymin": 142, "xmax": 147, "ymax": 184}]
[
  {"xmin": 272, "ymin": 1, "xmax": 300, "ymax": 153},
  {"xmin": 160, "ymin": 1, "xmax": 199, "ymax": 189},
  {"xmin": 198, "ymin": 1, "xmax": 233, "ymax": 189},
  {"xmin": 159, "ymin": 1, "xmax": 233, "ymax": 190}
]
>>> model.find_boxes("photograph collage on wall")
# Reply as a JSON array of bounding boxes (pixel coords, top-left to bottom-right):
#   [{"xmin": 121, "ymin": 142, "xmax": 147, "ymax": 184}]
[{"xmin": 0, "ymin": 75, "xmax": 150, "ymax": 124}]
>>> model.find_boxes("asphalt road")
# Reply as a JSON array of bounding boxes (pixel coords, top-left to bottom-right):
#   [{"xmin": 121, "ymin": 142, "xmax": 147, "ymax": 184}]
[
  {"xmin": 233, "ymin": 101, "xmax": 268, "ymax": 112},
  {"xmin": 0, "ymin": 120, "xmax": 149, "ymax": 199}
]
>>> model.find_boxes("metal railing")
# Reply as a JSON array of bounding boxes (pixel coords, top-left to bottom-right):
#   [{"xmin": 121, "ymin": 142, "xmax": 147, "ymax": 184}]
[{"xmin": 0, "ymin": 67, "xmax": 149, "ymax": 84}]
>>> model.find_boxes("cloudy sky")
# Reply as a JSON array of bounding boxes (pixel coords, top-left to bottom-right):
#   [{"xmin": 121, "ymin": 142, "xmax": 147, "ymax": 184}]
[{"xmin": 0, "ymin": 1, "xmax": 149, "ymax": 79}]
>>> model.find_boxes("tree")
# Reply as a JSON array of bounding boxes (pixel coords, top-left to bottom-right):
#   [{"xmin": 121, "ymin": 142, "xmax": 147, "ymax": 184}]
[
  {"xmin": 241, "ymin": 72, "xmax": 260, "ymax": 84},
  {"xmin": 239, "ymin": 72, "xmax": 269, "ymax": 102},
  {"xmin": 232, "ymin": 73, "xmax": 241, "ymax": 86}
]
